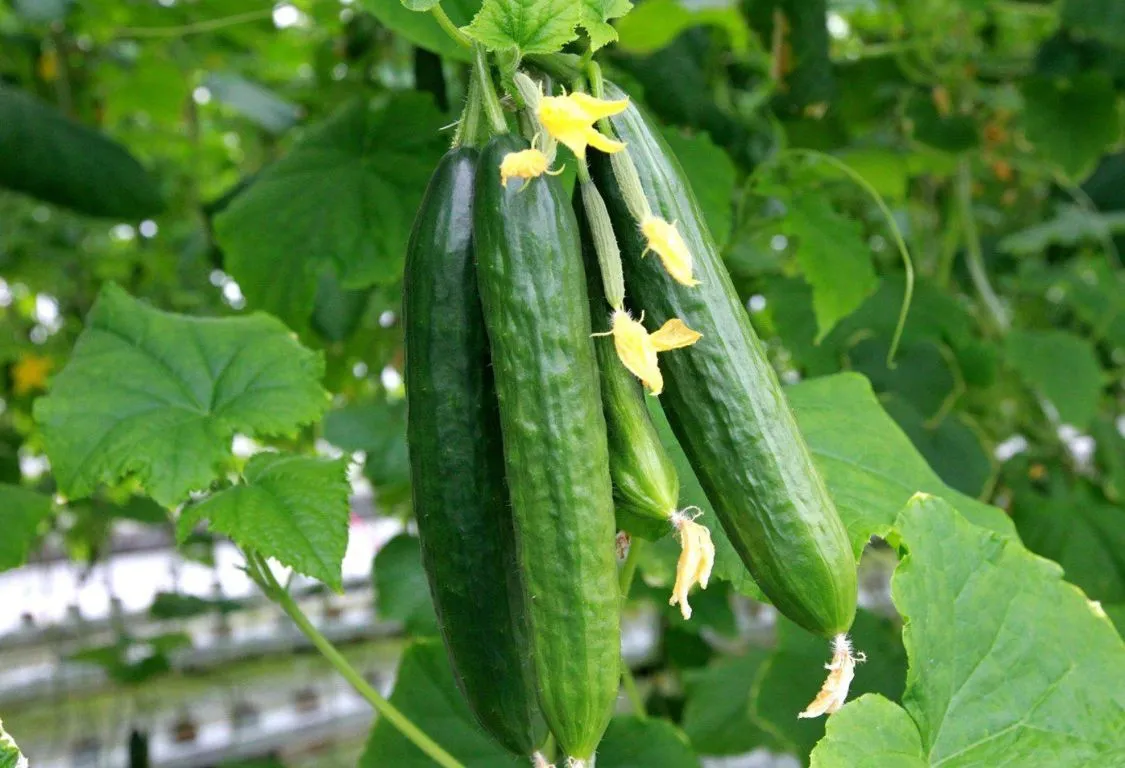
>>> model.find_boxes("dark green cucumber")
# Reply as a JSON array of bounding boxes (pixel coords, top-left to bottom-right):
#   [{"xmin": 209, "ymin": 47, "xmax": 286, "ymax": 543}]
[
  {"xmin": 474, "ymin": 135, "xmax": 620, "ymax": 761},
  {"xmin": 576, "ymin": 192, "xmax": 679, "ymax": 542},
  {"xmin": 404, "ymin": 147, "xmax": 545, "ymax": 756},
  {"xmin": 590, "ymin": 87, "xmax": 858, "ymax": 638}
]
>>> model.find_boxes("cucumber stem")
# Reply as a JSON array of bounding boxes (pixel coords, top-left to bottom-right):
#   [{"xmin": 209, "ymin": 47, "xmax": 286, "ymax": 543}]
[
  {"xmin": 453, "ymin": 74, "xmax": 483, "ymax": 148},
  {"xmin": 244, "ymin": 551, "xmax": 466, "ymax": 768},
  {"xmin": 473, "ymin": 44, "xmax": 508, "ymax": 135}
]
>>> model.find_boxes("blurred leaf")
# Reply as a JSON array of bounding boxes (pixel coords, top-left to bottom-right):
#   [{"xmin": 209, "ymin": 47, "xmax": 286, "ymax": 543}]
[
  {"xmin": 850, "ymin": 339, "xmax": 956, "ymax": 420},
  {"xmin": 779, "ymin": 194, "xmax": 878, "ymax": 341},
  {"xmin": 1006, "ymin": 329, "xmax": 1102, "ymax": 429},
  {"xmin": 751, "ymin": 610, "xmax": 906, "ymax": 758},
  {"xmin": 464, "ymin": 0, "xmax": 580, "ymax": 55},
  {"xmin": 1094, "ymin": 417, "xmax": 1125, "ymax": 503},
  {"xmin": 0, "ymin": 86, "xmax": 164, "ymax": 218},
  {"xmin": 0, "ymin": 484, "xmax": 52, "ymax": 572},
  {"xmin": 579, "ymin": 0, "xmax": 632, "ymax": 50},
  {"xmin": 1061, "ymin": 0, "xmax": 1125, "ymax": 48},
  {"xmin": 203, "ymin": 73, "xmax": 302, "ymax": 134},
  {"xmin": 359, "ymin": 640, "xmax": 522, "ymax": 767},
  {"xmin": 883, "ymin": 398, "xmax": 992, "ymax": 498},
  {"xmin": 402, "ymin": 0, "xmax": 442, "ymax": 10},
  {"xmin": 149, "ymin": 591, "xmax": 241, "ymax": 619},
  {"xmin": 311, "ymin": 272, "xmax": 371, "ymax": 343},
  {"xmin": 215, "ymin": 95, "xmax": 447, "ymax": 329},
  {"xmin": 614, "ymin": 0, "xmax": 749, "ymax": 55},
  {"xmin": 835, "ymin": 149, "xmax": 909, "ymax": 200},
  {"xmin": 661, "ymin": 127, "xmax": 735, "ymax": 246},
  {"xmin": 681, "ymin": 650, "xmax": 776, "ymax": 755},
  {"xmin": 906, "ymin": 94, "xmax": 977, "ymax": 153},
  {"xmin": 34, "ymin": 284, "xmax": 329, "ymax": 508},
  {"xmin": 179, "ymin": 454, "xmax": 351, "ymax": 590},
  {"xmin": 809, "ymin": 694, "xmax": 925, "ymax": 767},
  {"xmin": 69, "ymin": 632, "xmax": 192, "ymax": 686},
  {"xmin": 13, "ymin": 0, "xmax": 72, "ymax": 22},
  {"xmin": 772, "ymin": 0, "xmax": 834, "ymax": 114},
  {"xmin": 373, "ymin": 534, "xmax": 438, "ymax": 635},
  {"xmin": 1021, "ymin": 73, "xmax": 1120, "ymax": 180},
  {"xmin": 998, "ymin": 204, "xmax": 1125, "ymax": 255},
  {"xmin": 360, "ymin": 0, "xmax": 479, "ymax": 60},
  {"xmin": 323, "ymin": 400, "xmax": 410, "ymax": 492},
  {"xmin": 596, "ymin": 716, "xmax": 700, "ymax": 767}
]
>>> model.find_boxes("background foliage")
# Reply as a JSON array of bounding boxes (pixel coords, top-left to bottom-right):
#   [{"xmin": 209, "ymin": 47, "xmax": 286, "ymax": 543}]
[{"xmin": 2, "ymin": 0, "xmax": 1124, "ymax": 766}]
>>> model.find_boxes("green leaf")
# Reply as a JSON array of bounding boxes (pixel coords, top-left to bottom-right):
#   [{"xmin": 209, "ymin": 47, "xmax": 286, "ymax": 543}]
[
  {"xmin": 214, "ymin": 95, "xmax": 447, "ymax": 329},
  {"xmin": 751, "ymin": 610, "xmax": 906, "ymax": 758},
  {"xmin": 787, "ymin": 373, "xmax": 1016, "ymax": 553},
  {"xmin": 1094, "ymin": 416, "xmax": 1125, "ymax": 503},
  {"xmin": 359, "ymin": 0, "xmax": 480, "ymax": 60},
  {"xmin": 0, "ymin": 85, "xmax": 164, "ymax": 219},
  {"xmin": 373, "ymin": 534, "xmax": 439, "ymax": 635},
  {"xmin": 661, "ymin": 127, "xmax": 735, "ymax": 247},
  {"xmin": 0, "ymin": 484, "xmax": 52, "ymax": 572},
  {"xmin": 849, "ymin": 338, "xmax": 956, "ymax": 421},
  {"xmin": 681, "ymin": 650, "xmax": 777, "ymax": 755},
  {"xmin": 359, "ymin": 640, "xmax": 522, "ymax": 766},
  {"xmin": 1006, "ymin": 329, "xmax": 1103, "ymax": 429},
  {"xmin": 614, "ymin": 0, "xmax": 749, "ymax": 55},
  {"xmin": 35, "ymin": 284, "xmax": 328, "ymax": 508},
  {"xmin": 578, "ymin": 0, "xmax": 632, "ymax": 50},
  {"xmin": 1021, "ymin": 73, "xmax": 1121, "ymax": 180},
  {"xmin": 998, "ymin": 205, "xmax": 1125, "ymax": 256},
  {"xmin": 69, "ymin": 632, "xmax": 192, "ymax": 686},
  {"xmin": 178, "ymin": 454, "xmax": 351, "ymax": 590},
  {"xmin": 596, "ymin": 716, "xmax": 701, "ymax": 767},
  {"xmin": 0, "ymin": 718, "xmax": 27, "ymax": 768},
  {"xmin": 1061, "ymin": 0, "xmax": 1125, "ymax": 48},
  {"xmin": 809, "ymin": 694, "xmax": 926, "ymax": 767},
  {"xmin": 203, "ymin": 73, "xmax": 302, "ymax": 135},
  {"xmin": 464, "ymin": 0, "xmax": 580, "ymax": 56},
  {"xmin": 323, "ymin": 400, "xmax": 410, "ymax": 497},
  {"xmin": 890, "ymin": 495, "xmax": 1125, "ymax": 766},
  {"xmin": 883, "ymin": 397, "xmax": 993, "ymax": 498},
  {"xmin": 149, "ymin": 591, "xmax": 241, "ymax": 620},
  {"xmin": 780, "ymin": 195, "xmax": 878, "ymax": 341}
]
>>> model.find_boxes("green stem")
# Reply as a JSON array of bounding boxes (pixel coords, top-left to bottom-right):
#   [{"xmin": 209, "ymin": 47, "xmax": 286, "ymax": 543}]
[
  {"xmin": 783, "ymin": 149, "xmax": 915, "ymax": 367},
  {"xmin": 246, "ymin": 552, "xmax": 465, "ymax": 768},
  {"xmin": 473, "ymin": 44, "xmax": 508, "ymax": 135},
  {"xmin": 431, "ymin": 5, "xmax": 473, "ymax": 49},
  {"xmin": 621, "ymin": 663, "xmax": 646, "ymax": 718},
  {"xmin": 618, "ymin": 536, "xmax": 643, "ymax": 603},
  {"xmin": 586, "ymin": 59, "xmax": 614, "ymax": 137},
  {"xmin": 453, "ymin": 74, "xmax": 483, "ymax": 148},
  {"xmin": 526, "ymin": 53, "xmax": 585, "ymax": 84},
  {"xmin": 956, "ymin": 160, "xmax": 1009, "ymax": 334}
]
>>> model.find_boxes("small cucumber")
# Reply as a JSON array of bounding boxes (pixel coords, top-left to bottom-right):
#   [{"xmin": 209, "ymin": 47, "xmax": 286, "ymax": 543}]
[
  {"xmin": 474, "ymin": 135, "xmax": 620, "ymax": 761},
  {"xmin": 590, "ymin": 87, "xmax": 858, "ymax": 638},
  {"xmin": 404, "ymin": 147, "xmax": 546, "ymax": 756}
]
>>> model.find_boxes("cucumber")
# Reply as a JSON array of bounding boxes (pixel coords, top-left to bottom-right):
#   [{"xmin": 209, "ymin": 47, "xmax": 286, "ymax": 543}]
[
  {"xmin": 403, "ymin": 147, "xmax": 546, "ymax": 756},
  {"xmin": 474, "ymin": 135, "xmax": 620, "ymax": 761},
  {"xmin": 590, "ymin": 87, "xmax": 858, "ymax": 638},
  {"xmin": 576, "ymin": 193, "xmax": 679, "ymax": 542}
]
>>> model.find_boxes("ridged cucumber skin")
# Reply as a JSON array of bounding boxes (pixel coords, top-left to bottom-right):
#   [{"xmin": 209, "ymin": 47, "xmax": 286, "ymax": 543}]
[
  {"xmin": 590, "ymin": 88, "xmax": 857, "ymax": 638},
  {"xmin": 404, "ymin": 147, "xmax": 546, "ymax": 756},
  {"xmin": 576, "ymin": 194, "xmax": 680, "ymax": 542},
  {"xmin": 474, "ymin": 135, "xmax": 621, "ymax": 760}
]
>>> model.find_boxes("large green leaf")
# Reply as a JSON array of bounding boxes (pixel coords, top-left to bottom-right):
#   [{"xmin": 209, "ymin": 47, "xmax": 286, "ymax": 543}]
[
  {"xmin": 614, "ymin": 0, "xmax": 749, "ymax": 55},
  {"xmin": 464, "ymin": 0, "xmax": 580, "ymax": 56},
  {"xmin": 578, "ymin": 0, "xmax": 632, "ymax": 50},
  {"xmin": 780, "ymin": 194, "xmax": 878, "ymax": 342},
  {"xmin": 178, "ymin": 454, "xmax": 351, "ymax": 589},
  {"xmin": 35, "ymin": 284, "xmax": 328, "ymax": 508},
  {"xmin": 998, "ymin": 205, "xmax": 1125, "ymax": 256},
  {"xmin": 1005, "ymin": 329, "xmax": 1103, "ymax": 429},
  {"xmin": 0, "ymin": 484, "xmax": 52, "ymax": 573},
  {"xmin": 322, "ymin": 400, "xmax": 410, "ymax": 496},
  {"xmin": 0, "ymin": 86, "xmax": 164, "ymax": 218},
  {"xmin": 680, "ymin": 650, "xmax": 777, "ymax": 755},
  {"xmin": 359, "ymin": 640, "xmax": 522, "ymax": 766},
  {"xmin": 214, "ymin": 95, "xmax": 447, "ymax": 329},
  {"xmin": 661, "ymin": 126, "xmax": 735, "ymax": 247},
  {"xmin": 373, "ymin": 534, "xmax": 439, "ymax": 635},
  {"xmin": 809, "ymin": 694, "xmax": 926, "ymax": 767},
  {"xmin": 596, "ymin": 716, "xmax": 700, "ymax": 767},
  {"xmin": 1021, "ymin": 73, "xmax": 1121, "ymax": 180},
  {"xmin": 751, "ymin": 610, "xmax": 906, "ymax": 758},
  {"xmin": 882, "ymin": 397, "xmax": 992, "ymax": 498},
  {"xmin": 359, "ymin": 0, "xmax": 480, "ymax": 60}
]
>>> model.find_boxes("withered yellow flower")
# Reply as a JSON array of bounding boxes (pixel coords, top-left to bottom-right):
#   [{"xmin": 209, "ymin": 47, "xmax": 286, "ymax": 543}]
[
  {"xmin": 537, "ymin": 92, "xmax": 628, "ymax": 162},
  {"xmin": 600, "ymin": 310, "xmax": 702, "ymax": 395},
  {"xmin": 499, "ymin": 148, "xmax": 561, "ymax": 188},
  {"xmin": 668, "ymin": 510, "xmax": 715, "ymax": 620},
  {"xmin": 798, "ymin": 634, "xmax": 865, "ymax": 718},
  {"xmin": 12, "ymin": 353, "xmax": 52, "ymax": 396},
  {"xmin": 641, "ymin": 215, "xmax": 699, "ymax": 286}
]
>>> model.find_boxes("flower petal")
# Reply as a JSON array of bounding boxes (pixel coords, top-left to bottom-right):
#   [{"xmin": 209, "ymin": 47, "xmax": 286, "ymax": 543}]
[
  {"xmin": 641, "ymin": 215, "xmax": 698, "ymax": 286},
  {"xmin": 610, "ymin": 310, "xmax": 662, "ymax": 395},
  {"xmin": 649, "ymin": 319, "xmax": 702, "ymax": 352},
  {"xmin": 584, "ymin": 127, "xmax": 627, "ymax": 155},
  {"xmin": 499, "ymin": 148, "xmax": 552, "ymax": 186},
  {"xmin": 668, "ymin": 514, "xmax": 715, "ymax": 620},
  {"xmin": 570, "ymin": 91, "xmax": 630, "ymax": 120},
  {"xmin": 798, "ymin": 634, "xmax": 863, "ymax": 718}
]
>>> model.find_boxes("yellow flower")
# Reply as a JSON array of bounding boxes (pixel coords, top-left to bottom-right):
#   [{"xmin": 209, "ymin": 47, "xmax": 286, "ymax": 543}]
[
  {"xmin": 798, "ymin": 634, "xmax": 866, "ymax": 718},
  {"xmin": 499, "ymin": 148, "xmax": 562, "ymax": 188},
  {"xmin": 641, "ymin": 215, "xmax": 698, "ymax": 286},
  {"xmin": 537, "ymin": 92, "xmax": 628, "ymax": 162},
  {"xmin": 12, "ymin": 353, "xmax": 52, "ymax": 396},
  {"xmin": 668, "ymin": 510, "xmax": 715, "ymax": 620},
  {"xmin": 601, "ymin": 310, "xmax": 701, "ymax": 396}
]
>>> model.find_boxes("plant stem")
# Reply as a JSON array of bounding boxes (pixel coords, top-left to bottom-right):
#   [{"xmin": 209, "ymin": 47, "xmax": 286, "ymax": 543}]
[
  {"xmin": 246, "ymin": 552, "xmax": 465, "ymax": 768},
  {"xmin": 453, "ymin": 74, "xmax": 483, "ymax": 148},
  {"xmin": 473, "ymin": 45, "xmax": 508, "ymax": 135},
  {"xmin": 956, "ymin": 160, "xmax": 1010, "ymax": 334},
  {"xmin": 431, "ymin": 5, "xmax": 473, "ymax": 49},
  {"xmin": 119, "ymin": 8, "xmax": 273, "ymax": 38},
  {"xmin": 618, "ymin": 537, "xmax": 643, "ymax": 604},
  {"xmin": 621, "ymin": 662, "xmax": 646, "ymax": 718}
]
